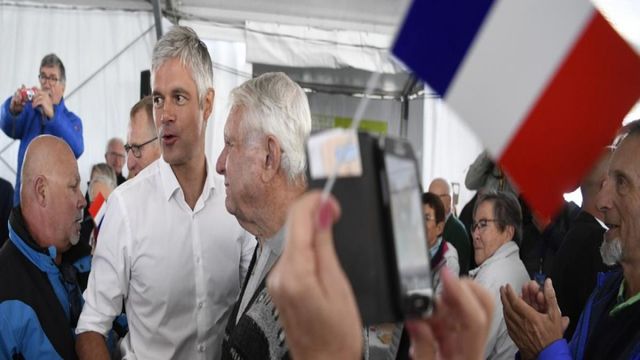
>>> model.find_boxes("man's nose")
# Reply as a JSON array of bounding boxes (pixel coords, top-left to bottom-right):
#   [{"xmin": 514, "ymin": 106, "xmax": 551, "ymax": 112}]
[{"xmin": 596, "ymin": 176, "xmax": 613, "ymax": 213}]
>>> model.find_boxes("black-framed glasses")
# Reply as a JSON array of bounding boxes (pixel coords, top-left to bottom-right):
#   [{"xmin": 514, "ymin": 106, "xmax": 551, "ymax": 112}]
[
  {"xmin": 472, "ymin": 219, "xmax": 499, "ymax": 232},
  {"xmin": 38, "ymin": 74, "xmax": 60, "ymax": 85},
  {"xmin": 125, "ymin": 136, "xmax": 158, "ymax": 158}
]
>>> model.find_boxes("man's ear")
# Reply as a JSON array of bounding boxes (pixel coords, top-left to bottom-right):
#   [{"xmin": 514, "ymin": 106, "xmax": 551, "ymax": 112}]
[
  {"xmin": 33, "ymin": 176, "xmax": 48, "ymax": 207},
  {"xmin": 202, "ymin": 88, "xmax": 215, "ymax": 122},
  {"xmin": 262, "ymin": 135, "xmax": 282, "ymax": 182}
]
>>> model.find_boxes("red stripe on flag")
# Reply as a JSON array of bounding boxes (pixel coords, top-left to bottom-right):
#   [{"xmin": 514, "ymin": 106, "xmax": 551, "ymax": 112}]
[
  {"xmin": 499, "ymin": 11, "xmax": 640, "ymax": 219},
  {"xmin": 88, "ymin": 192, "xmax": 105, "ymax": 219}
]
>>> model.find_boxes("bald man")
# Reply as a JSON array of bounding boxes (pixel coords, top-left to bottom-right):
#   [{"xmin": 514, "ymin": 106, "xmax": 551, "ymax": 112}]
[
  {"xmin": 429, "ymin": 178, "xmax": 472, "ymax": 275},
  {"xmin": 0, "ymin": 135, "xmax": 86, "ymax": 359}
]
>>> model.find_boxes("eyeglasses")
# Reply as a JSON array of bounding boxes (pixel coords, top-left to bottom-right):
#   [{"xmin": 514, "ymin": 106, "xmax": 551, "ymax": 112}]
[
  {"xmin": 471, "ymin": 219, "xmax": 499, "ymax": 232},
  {"xmin": 125, "ymin": 136, "xmax": 158, "ymax": 158},
  {"xmin": 38, "ymin": 74, "xmax": 60, "ymax": 85}
]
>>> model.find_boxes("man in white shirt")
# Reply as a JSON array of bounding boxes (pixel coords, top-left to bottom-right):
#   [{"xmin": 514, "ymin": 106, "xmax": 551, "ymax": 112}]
[
  {"xmin": 75, "ymin": 26, "xmax": 255, "ymax": 360},
  {"xmin": 215, "ymin": 72, "xmax": 311, "ymax": 359}
]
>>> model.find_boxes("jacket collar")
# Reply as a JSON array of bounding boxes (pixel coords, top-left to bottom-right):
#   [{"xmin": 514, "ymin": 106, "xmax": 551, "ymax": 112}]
[{"xmin": 8, "ymin": 207, "xmax": 59, "ymax": 273}]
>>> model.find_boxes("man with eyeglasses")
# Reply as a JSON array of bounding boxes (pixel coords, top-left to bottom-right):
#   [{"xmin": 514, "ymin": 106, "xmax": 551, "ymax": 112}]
[
  {"xmin": 0, "ymin": 53, "xmax": 84, "ymax": 205},
  {"xmin": 104, "ymin": 138, "xmax": 127, "ymax": 185},
  {"xmin": 125, "ymin": 96, "xmax": 160, "ymax": 179}
]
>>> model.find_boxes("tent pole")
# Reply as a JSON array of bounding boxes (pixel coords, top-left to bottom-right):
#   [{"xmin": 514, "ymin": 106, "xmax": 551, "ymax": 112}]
[{"xmin": 152, "ymin": 0, "xmax": 163, "ymax": 40}]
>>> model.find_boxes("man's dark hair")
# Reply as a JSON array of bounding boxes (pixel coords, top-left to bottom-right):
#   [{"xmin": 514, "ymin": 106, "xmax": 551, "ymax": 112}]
[
  {"xmin": 474, "ymin": 190, "xmax": 523, "ymax": 243},
  {"xmin": 40, "ymin": 53, "xmax": 66, "ymax": 83},
  {"xmin": 422, "ymin": 192, "xmax": 445, "ymax": 224}
]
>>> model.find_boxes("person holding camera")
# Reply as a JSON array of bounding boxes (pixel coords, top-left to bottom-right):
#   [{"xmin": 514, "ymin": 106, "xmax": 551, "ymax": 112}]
[{"xmin": 0, "ymin": 53, "xmax": 84, "ymax": 206}]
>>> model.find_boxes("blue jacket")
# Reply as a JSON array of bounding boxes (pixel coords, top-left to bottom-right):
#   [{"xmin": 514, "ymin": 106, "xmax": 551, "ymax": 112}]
[
  {"xmin": 0, "ymin": 208, "xmax": 83, "ymax": 359},
  {"xmin": 538, "ymin": 269, "xmax": 640, "ymax": 360},
  {"xmin": 0, "ymin": 96, "xmax": 83, "ymax": 205}
]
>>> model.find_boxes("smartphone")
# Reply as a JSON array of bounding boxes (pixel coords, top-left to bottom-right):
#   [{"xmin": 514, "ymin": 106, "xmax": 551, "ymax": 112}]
[
  {"xmin": 382, "ymin": 138, "xmax": 433, "ymax": 317},
  {"xmin": 306, "ymin": 132, "xmax": 433, "ymax": 324}
]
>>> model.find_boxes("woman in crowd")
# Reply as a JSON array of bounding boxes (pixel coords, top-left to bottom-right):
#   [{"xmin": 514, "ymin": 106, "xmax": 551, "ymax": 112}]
[
  {"xmin": 422, "ymin": 192, "xmax": 459, "ymax": 294},
  {"xmin": 469, "ymin": 191, "xmax": 530, "ymax": 360}
]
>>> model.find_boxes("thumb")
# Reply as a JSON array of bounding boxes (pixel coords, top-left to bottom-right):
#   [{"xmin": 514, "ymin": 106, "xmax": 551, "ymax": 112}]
[
  {"xmin": 543, "ymin": 278, "xmax": 561, "ymax": 320},
  {"xmin": 561, "ymin": 316, "xmax": 570, "ymax": 332},
  {"xmin": 406, "ymin": 320, "xmax": 437, "ymax": 360}
]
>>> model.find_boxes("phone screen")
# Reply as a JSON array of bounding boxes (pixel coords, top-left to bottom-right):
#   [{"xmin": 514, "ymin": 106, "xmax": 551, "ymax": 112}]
[{"xmin": 384, "ymin": 153, "xmax": 433, "ymax": 300}]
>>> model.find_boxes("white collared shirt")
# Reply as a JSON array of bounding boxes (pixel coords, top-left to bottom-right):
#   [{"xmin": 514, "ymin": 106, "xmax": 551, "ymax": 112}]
[{"xmin": 77, "ymin": 157, "xmax": 255, "ymax": 360}]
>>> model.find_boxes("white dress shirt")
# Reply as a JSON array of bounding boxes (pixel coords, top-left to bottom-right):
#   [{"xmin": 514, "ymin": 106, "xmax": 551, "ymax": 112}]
[
  {"xmin": 469, "ymin": 241, "xmax": 529, "ymax": 360},
  {"xmin": 77, "ymin": 157, "xmax": 255, "ymax": 360}
]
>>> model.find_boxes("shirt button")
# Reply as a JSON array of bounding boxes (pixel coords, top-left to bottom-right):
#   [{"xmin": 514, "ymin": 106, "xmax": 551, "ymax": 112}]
[
  {"xmin": 198, "ymin": 344, "xmax": 206, "ymax": 352},
  {"xmin": 198, "ymin": 301, "xmax": 203, "ymax": 309}
]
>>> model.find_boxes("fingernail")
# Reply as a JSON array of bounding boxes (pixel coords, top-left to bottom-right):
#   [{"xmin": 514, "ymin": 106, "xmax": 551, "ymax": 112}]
[
  {"xmin": 316, "ymin": 200, "xmax": 333, "ymax": 230},
  {"xmin": 404, "ymin": 320, "xmax": 418, "ymax": 336}
]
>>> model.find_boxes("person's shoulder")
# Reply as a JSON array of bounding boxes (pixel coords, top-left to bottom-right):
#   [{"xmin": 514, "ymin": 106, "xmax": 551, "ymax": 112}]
[{"xmin": 110, "ymin": 162, "xmax": 162, "ymax": 204}]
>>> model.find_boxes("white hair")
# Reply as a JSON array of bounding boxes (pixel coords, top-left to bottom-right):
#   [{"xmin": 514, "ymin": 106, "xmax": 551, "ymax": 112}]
[
  {"xmin": 230, "ymin": 72, "xmax": 312, "ymax": 184},
  {"xmin": 151, "ymin": 26, "xmax": 213, "ymax": 106},
  {"xmin": 600, "ymin": 236, "xmax": 623, "ymax": 266}
]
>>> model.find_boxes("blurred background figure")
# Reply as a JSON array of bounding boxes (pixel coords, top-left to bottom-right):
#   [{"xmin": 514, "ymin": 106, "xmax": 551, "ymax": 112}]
[{"xmin": 104, "ymin": 138, "xmax": 126, "ymax": 185}]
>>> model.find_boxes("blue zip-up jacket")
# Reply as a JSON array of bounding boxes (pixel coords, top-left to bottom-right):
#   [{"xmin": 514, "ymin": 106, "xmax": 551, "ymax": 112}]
[
  {"xmin": 0, "ymin": 96, "xmax": 83, "ymax": 205},
  {"xmin": 538, "ymin": 268, "xmax": 640, "ymax": 360},
  {"xmin": 0, "ymin": 208, "xmax": 83, "ymax": 359}
]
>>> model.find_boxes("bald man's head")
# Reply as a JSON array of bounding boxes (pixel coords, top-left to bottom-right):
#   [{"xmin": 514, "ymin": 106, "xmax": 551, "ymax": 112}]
[
  {"xmin": 428, "ymin": 178, "xmax": 453, "ymax": 216},
  {"xmin": 21, "ymin": 135, "xmax": 86, "ymax": 253}
]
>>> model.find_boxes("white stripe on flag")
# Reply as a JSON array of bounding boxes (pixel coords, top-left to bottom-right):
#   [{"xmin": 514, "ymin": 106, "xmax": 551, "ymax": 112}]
[{"xmin": 445, "ymin": 0, "xmax": 593, "ymax": 157}]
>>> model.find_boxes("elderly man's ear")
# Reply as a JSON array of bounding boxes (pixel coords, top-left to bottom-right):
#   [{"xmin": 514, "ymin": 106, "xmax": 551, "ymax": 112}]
[
  {"xmin": 34, "ymin": 176, "xmax": 48, "ymax": 206},
  {"xmin": 262, "ymin": 135, "xmax": 282, "ymax": 182}
]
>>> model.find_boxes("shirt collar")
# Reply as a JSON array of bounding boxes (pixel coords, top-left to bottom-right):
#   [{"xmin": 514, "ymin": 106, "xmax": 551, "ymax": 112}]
[
  {"xmin": 263, "ymin": 226, "xmax": 286, "ymax": 258},
  {"xmin": 611, "ymin": 280, "xmax": 640, "ymax": 316},
  {"xmin": 469, "ymin": 241, "xmax": 519, "ymax": 278},
  {"xmin": 158, "ymin": 156, "xmax": 216, "ymax": 202}
]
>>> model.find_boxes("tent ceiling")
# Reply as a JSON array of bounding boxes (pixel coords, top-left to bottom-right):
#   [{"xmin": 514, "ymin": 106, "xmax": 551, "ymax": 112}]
[
  {"xmin": 8, "ymin": 0, "xmax": 410, "ymax": 33},
  {"xmin": 253, "ymin": 63, "xmax": 422, "ymax": 98}
]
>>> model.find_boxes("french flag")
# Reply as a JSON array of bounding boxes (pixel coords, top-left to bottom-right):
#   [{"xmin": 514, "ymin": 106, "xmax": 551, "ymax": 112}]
[
  {"xmin": 88, "ymin": 192, "xmax": 107, "ymax": 232},
  {"xmin": 392, "ymin": 0, "xmax": 640, "ymax": 218}
]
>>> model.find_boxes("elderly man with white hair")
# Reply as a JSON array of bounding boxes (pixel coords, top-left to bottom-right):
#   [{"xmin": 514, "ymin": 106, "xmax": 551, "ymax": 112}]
[{"xmin": 216, "ymin": 72, "xmax": 311, "ymax": 359}]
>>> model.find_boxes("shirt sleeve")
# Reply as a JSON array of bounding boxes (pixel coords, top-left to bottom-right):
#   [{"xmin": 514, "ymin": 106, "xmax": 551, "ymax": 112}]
[
  {"xmin": 0, "ymin": 96, "xmax": 28, "ymax": 139},
  {"xmin": 537, "ymin": 339, "xmax": 572, "ymax": 360},
  {"xmin": 238, "ymin": 230, "xmax": 256, "ymax": 286},
  {"xmin": 76, "ymin": 194, "xmax": 131, "ymax": 336}
]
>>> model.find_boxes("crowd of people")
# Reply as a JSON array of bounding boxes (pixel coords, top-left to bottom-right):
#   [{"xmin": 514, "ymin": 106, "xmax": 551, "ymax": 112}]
[{"xmin": 0, "ymin": 24, "xmax": 638, "ymax": 360}]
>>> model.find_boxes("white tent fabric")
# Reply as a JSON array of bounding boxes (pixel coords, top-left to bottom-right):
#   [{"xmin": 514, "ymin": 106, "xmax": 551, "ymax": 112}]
[{"xmin": 245, "ymin": 21, "xmax": 400, "ymax": 74}]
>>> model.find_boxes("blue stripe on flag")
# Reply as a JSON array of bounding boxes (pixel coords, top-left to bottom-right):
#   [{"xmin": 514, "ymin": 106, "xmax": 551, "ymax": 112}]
[{"xmin": 392, "ymin": 0, "xmax": 496, "ymax": 96}]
